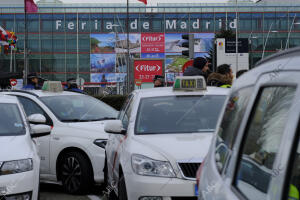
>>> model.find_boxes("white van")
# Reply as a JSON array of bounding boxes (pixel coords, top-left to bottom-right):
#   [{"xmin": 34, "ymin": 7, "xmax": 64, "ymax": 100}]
[{"xmin": 198, "ymin": 47, "xmax": 300, "ymax": 200}]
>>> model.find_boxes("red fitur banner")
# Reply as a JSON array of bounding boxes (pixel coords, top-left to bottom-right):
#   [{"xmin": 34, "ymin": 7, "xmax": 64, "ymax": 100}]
[
  {"xmin": 25, "ymin": 0, "xmax": 38, "ymax": 13},
  {"xmin": 141, "ymin": 33, "xmax": 165, "ymax": 53},
  {"xmin": 134, "ymin": 60, "xmax": 163, "ymax": 83},
  {"xmin": 138, "ymin": 0, "xmax": 147, "ymax": 5}
]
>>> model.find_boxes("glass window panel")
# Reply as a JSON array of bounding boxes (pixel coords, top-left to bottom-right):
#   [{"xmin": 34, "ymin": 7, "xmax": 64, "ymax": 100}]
[
  {"xmin": 235, "ymin": 86, "xmax": 296, "ymax": 200},
  {"xmin": 215, "ymin": 87, "xmax": 254, "ymax": 174}
]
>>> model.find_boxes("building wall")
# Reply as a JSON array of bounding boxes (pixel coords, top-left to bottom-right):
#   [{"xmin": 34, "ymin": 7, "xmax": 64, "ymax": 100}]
[{"xmin": 1, "ymin": 4, "xmax": 300, "ymax": 83}]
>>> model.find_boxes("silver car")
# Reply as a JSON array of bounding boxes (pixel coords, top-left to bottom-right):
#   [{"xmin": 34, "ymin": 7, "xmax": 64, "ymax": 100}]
[{"xmin": 197, "ymin": 47, "xmax": 300, "ymax": 200}]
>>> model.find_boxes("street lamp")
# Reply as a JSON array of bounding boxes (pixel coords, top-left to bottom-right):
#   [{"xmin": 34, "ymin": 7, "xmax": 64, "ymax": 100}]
[
  {"xmin": 285, "ymin": 15, "xmax": 300, "ymax": 50},
  {"xmin": 262, "ymin": 22, "xmax": 278, "ymax": 59}
]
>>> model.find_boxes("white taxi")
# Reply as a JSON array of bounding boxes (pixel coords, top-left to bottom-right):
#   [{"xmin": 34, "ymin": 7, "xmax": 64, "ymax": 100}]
[
  {"xmin": 2, "ymin": 81, "xmax": 118, "ymax": 194},
  {"xmin": 104, "ymin": 76, "xmax": 229, "ymax": 200},
  {"xmin": 0, "ymin": 94, "xmax": 51, "ymax": 200}
]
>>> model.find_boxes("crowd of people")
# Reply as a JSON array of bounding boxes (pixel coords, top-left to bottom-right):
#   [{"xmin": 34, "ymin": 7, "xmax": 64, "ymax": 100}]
[
  {"xmin": 153, "ymin": 56, "xmax": 248, "ymax": 88},
  {"xmin": 22, "ymin": 73, "xmax": 85, "ymax": 93}
]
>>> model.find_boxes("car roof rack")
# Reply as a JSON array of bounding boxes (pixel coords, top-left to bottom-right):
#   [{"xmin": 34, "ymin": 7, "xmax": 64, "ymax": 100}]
[{"xmin": 0, "ymin": 89, "xmax": 39, "ymax": 97}]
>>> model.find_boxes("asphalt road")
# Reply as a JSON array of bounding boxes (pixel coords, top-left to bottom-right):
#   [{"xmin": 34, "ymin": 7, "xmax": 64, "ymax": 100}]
[{"xmin": 40, "ymin": 183, "xmax": 107, "ymax": 200}]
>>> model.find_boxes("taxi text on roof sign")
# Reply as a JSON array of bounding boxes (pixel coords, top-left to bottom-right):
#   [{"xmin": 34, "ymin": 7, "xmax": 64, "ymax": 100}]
[
  {"xmin": 42, "ymin": 81, "xmax": 63, "ymax": 92},
  {"xmin": 173, "ymin": 76, "xmax": 207, "ymax": 91}
]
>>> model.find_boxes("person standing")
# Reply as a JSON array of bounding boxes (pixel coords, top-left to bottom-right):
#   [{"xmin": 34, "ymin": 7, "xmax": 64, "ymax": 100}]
[
  {"xmin": 153, "ymin": 75, "xmax": 165, "ymax": 87},
  {"xmin": 66, "ymin": 78, "xmax": 84, "ymax": 93},
  {"xmin": 207, "ymin": 64, "xmax": 233, "ymax": 88},
  {"xmin": 22, "ymin": 73, "xmax": 41, "ymax": 90},
  {"xmin": 183, "ymin": 57, "xmax": 210, "ymax": 80}
]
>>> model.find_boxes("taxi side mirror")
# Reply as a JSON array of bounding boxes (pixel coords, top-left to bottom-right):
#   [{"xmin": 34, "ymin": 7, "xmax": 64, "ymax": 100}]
[
  {"xmin": 104, "ymin": 120, "xmax": 126, "ymax": 135},
  {"xmin": 28, "ymin": 114, "xmax": 46, "ymax": 124},
  {"xmin": 30, "ymin": 124, "xmax": 51, "ymax": 138}
]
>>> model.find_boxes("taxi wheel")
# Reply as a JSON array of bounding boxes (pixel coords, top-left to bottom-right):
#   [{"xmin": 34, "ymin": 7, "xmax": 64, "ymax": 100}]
[
  {"xmin": 59, "ymin": 151, "xmax": 93, "ymax": 194},
  {"xmin": 118, "ymin": 172, "xmax": 128, "ymax": 200}
]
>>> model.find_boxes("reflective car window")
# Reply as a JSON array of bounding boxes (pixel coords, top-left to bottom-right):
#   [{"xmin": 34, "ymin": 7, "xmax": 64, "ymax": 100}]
[
  {"xmin": 135, "ymin": 95, "xmax": 226, "ymax": 135},
  {"xmin": 17, "ymin": 96, "xmax": 53, "ymax": 126},
  {"xmin": 0, "ymin": 103, "xmax": 25, "ymax": 136},
  {"xmin": 215, "ymin": 87, "xmax": 253, "ymax": 174},
  {"xmin": 40, "ymin": 95, "xmax": 118, "ymax": 122},
  {"xmin": 234, "ymin": 86, "xmax": 296, "ymax": 200}
]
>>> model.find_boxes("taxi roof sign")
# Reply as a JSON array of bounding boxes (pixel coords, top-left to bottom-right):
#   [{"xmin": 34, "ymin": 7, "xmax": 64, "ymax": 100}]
[
  {"xmin": 42, "ymin": 81, "xmax": 63, "ymax": 92},
  {"xmin": 173, "ymin": 76, "xmax": 207, "ymax": 91}
]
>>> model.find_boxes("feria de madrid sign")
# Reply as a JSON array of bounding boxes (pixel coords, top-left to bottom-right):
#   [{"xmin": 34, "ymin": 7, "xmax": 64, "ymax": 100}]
[
  {"xmin": 55, "ymin": 18, "xmax": 237, "ymax": 32},
  {"xmin": 134, "ymin": 60, "xmax": 164, "ymax": 83}
]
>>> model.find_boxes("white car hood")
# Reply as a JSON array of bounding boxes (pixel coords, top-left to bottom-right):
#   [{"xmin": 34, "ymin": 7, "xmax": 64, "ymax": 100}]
[
  {"xmin": 0, "ymin": 136, "xmax": 33, "ymax": 162},
  {"xmin": 131, "ymin": 132, "xmax": 213, "ymax": 163},
  {"xmin": 60, "ymin": 120, "xmax": 115, "ymax": 139}
]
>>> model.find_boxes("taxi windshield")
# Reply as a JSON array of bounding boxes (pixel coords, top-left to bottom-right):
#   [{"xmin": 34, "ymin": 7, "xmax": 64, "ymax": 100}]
[
  {"xmin": 135, "ymin": 95, "xmax": 226, "ymax": 135},
  {"xmin": 0, "ymin": 103, "xmax": 25, "ymax": 136},
  {"xmin": 40, "ymin": 95, "xmax": 118, "ymax": 122}
]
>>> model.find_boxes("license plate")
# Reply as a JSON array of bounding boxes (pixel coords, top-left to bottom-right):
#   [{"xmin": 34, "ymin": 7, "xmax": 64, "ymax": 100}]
[
  {"xmin": 194, "ymin": 184, "xmax": 199, "ymax": 196},
  {"xmin": 181, "ymin": 79, "xmax": 196, "ymax": 89}
]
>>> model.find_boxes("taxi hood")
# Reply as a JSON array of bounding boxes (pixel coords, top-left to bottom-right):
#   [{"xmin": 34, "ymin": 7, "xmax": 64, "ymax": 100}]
[
  {"xmin": 0, "ymin": 136, "xmax": 34, "ymax": 162},
  {"xmin": 131, "ymin": 132, "xmax": 213, "ymax": 164},
  {"xmin": 58, "ymin": 120, "xmax": 115, "ymax": 139}
]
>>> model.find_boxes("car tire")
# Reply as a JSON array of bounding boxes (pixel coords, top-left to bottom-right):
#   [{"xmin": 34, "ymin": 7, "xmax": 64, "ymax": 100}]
[
  {"xmin": 118, "ymin": 172, "xmax": 128, "ymax": 200},
  {"xmin": 59, "ymin": 151, "xmax": 93, "ymax": 194}
]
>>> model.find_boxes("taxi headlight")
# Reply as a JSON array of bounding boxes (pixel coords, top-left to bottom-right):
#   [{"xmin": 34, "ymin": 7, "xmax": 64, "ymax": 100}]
[
  {"xmin": 131, "ymin": 154, "xmax": 175, "ymax": 178},
  {"xmin": 0, "ymin": 159, "xmax": 33, "ymax": 175}
]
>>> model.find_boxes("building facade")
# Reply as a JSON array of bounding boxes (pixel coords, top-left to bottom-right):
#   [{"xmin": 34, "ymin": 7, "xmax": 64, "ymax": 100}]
[{"xmin": 1, "ymin": 2, "xmax": 300, "ymax": 84}]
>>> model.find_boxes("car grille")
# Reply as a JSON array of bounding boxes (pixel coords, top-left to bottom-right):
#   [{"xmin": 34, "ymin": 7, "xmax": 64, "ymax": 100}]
[{"xmin": 178, "ymin": 162, "xmax": 201, "ymax": 179}]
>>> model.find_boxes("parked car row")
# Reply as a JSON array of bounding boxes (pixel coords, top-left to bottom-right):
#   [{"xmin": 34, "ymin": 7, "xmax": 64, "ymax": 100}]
[
  {"xmin": 1, "ymin": 82, "xmax": 119, "ymax": 199},
  {"xmin": 2, "ymin": 47, "xmax": 300, "ymax": 200}
]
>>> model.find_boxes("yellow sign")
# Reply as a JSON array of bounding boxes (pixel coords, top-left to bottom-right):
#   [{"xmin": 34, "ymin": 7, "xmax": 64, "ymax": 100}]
[{"xmin": 181, "ymin": 79, "xmax": 196, "ymax": 89}]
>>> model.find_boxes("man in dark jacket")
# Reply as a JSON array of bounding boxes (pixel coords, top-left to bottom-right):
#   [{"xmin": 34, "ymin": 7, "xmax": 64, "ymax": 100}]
[
  {"xmin": 22, "ymin": 73, "xmax": 41, "ymax": 90},
  {"xmin": 183, "ymin": 57, "xmax": 210, "ymax": 80},
  {"xmin": 207, "ymin": 64, "xmax": 233, "ymax": 88}
]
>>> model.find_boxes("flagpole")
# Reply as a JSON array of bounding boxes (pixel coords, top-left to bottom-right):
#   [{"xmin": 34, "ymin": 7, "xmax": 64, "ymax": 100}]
[
  {"xmin": 24, "ymin": 0, "xmax": 28, "ymax": 85},
  {"xmin": 126, "ymin": 0, "xmax": 130, "ymax": 93}
]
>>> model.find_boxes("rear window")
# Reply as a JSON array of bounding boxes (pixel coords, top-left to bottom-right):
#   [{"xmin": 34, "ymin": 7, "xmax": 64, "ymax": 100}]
[{"xmin": 135, "ymin": 95, "xmax": 226, "ymax": 135}]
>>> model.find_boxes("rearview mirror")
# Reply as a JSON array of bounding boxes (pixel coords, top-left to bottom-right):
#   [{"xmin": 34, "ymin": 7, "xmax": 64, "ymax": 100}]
[
  {"xmin": 104, "ymin": 120, "xmax": 126, "ymax": 135},
  {"xmin": 28, "ymin": 114, "xmax": 46, "ymax": 124},
  {"xmin": 30, "ymin": 124, "xmax": 51, "ymax": 138}
]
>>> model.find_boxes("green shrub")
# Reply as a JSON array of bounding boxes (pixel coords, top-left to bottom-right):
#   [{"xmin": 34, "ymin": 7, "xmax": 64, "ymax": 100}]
[{"xmin": 94, "ymin": 95, "xmax": 127, "ymax": 111}]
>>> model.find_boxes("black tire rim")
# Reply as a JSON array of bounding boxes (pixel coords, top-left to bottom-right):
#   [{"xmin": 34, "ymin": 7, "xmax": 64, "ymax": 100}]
[{"xmin": 61, "ymin": 156, "xmax": 82, "ymax": 193}]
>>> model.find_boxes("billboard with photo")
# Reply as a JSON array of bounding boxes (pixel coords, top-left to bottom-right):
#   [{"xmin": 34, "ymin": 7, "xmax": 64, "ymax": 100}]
[
  {"xmin": 91, "ymin": 33, "xmax": 115, "ymax": 53},
  {"xmin": 165, "ymin": 33, "xmax": 188, "ymax": 53},
  {"xmin": 193, "ymin": 33, "xmax": 214, "ymax": 53},
  {"xmin": 115, "ymin": 33, "xmax": 141, "ymax": 53},
  {"xmin": 165, "ymin": 53, "xmax": 189, "ymax": 73},
  {"xmin": 90, "ymin": 73, "xmax": 126, "ymax": 83},
  {"xmin": 91, "ymin": 54, "xmax": 116, "ymax": 73}
]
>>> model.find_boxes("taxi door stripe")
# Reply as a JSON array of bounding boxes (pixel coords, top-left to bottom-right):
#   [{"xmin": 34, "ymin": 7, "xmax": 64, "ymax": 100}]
[{"xmin": 112, "ymin": 135, "xmax": 128, "ymax": 172}]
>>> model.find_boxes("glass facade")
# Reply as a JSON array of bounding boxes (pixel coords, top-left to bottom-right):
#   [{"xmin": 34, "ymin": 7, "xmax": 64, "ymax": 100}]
[{"xmin": 1, "ymin": 3, "xmax": 300, "ymax": 83}]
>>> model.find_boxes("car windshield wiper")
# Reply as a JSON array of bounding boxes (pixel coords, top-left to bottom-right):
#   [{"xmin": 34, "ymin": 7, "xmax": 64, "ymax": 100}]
[
  {"xmin": 89, "ymin": 117, "xmax": 117, "ymax": 121},
  {"xmin": 61, "ymin": 117, "xmax": 116, "ymax": 122}
]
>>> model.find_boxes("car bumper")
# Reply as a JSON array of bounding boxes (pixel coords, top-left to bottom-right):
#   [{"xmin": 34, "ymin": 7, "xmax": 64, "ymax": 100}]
[
  {"xmin": 0, "ymin": 171, "xmax": 39, "ymax": 200},
  {"xmin": 126, "ymin": 173, "xmax": 197, "ymax": 200}
]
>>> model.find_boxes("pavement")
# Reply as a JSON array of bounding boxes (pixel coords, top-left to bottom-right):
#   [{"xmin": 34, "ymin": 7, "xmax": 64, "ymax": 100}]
[{"xmin": 40, "ymin": 183, "xmax": 107, "ymax": 200}]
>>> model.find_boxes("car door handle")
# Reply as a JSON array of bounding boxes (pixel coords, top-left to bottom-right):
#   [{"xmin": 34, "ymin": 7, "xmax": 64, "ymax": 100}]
[{"xmin": 53, "ymin": 137, "xmax": 60, "ymax": 141}]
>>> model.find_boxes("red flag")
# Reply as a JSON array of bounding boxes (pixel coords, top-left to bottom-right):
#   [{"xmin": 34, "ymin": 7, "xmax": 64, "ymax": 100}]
[
  {"xmin": 138, "ymin": 0, "xmax": 147, "ymax": 5},
  {"xmin": 25, "ymin": 0, "xmax": 38, "ymax": 13}
]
